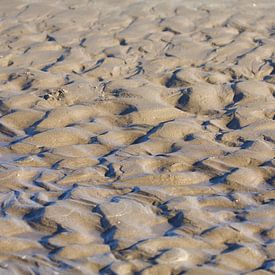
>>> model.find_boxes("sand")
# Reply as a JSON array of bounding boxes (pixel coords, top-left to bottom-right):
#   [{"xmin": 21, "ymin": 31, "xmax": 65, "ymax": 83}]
[{"xmin": 0, "ymin": 0, "xmax": 274, "ymax": 273}]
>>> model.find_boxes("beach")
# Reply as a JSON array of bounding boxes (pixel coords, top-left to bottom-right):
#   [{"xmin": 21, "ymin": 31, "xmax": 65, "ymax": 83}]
[{"xmin": 0, "ymin": 0, "xmax": 274, "ymax": 273}]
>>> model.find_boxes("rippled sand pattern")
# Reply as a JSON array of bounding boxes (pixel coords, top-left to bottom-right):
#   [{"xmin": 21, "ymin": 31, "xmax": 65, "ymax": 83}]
[{"xmin": 0, "ymin": 0, "xmax": 275, "ymax": 273}]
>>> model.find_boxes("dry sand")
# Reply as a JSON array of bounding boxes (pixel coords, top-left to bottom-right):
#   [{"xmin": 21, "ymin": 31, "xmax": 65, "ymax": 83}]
[{"xmin": 0, "ymin": 0, "xmax": 275, "ymax": 273}]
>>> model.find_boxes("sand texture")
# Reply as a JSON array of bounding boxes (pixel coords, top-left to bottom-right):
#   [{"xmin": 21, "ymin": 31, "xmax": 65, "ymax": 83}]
[{"xmin": 0, "ymin": 0, "xmax": 275, "ymax": 273}]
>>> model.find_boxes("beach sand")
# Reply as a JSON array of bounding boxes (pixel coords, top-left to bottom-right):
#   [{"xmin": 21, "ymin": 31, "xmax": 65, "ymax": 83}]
[{"xmin": 0, "ymin": 0, "xmax": 274, "ymax": 273}]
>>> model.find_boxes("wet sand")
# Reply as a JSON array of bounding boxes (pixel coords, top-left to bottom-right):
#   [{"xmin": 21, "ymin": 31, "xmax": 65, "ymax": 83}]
[{"xmin": 0, "ymin": 0, "xmax": 275, "ymax": 273}]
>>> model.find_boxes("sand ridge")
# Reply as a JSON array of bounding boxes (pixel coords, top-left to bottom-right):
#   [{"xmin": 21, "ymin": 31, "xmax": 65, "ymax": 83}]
[{"xmin": 0, "ymin": 0, "xmax": 275, "ymax": 273}]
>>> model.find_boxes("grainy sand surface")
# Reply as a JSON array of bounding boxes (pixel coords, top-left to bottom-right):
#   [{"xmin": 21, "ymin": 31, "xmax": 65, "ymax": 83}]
[{"xmin": 0, "ymin": 0, "xmax": 275, "ymax": 274}]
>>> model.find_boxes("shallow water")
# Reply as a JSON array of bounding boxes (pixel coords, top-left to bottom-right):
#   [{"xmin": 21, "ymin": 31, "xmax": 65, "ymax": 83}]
[{"xmin": 0, "ymin": 0, "xmax": 274, "ymax": 273}]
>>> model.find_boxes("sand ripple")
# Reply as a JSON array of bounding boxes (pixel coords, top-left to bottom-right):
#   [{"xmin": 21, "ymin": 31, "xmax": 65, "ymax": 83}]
[{"xmin": 0, "ymin": 0, "xmax": 274, "ymax": 273}]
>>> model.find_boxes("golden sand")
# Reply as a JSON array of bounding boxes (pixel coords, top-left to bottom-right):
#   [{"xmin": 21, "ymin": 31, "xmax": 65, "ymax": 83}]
[{"xmin": 0, "ymin": 0, "xmax": 274, "ymax": 273}]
